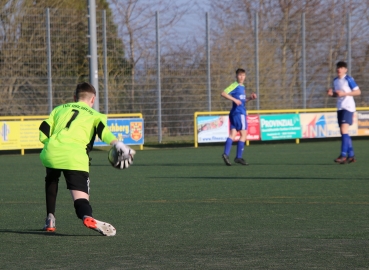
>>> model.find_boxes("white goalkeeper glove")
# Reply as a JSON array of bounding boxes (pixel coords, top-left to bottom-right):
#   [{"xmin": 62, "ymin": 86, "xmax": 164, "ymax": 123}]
[{"xmin": 114, "ymin": 141, "xmax": 136, "ymax": 169}]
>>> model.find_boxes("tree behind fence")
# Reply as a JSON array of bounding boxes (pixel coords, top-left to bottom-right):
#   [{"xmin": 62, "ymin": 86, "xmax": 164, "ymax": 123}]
[{"xmin": 0, "ymin": 4, "xmax": 368, "ymax": 141}]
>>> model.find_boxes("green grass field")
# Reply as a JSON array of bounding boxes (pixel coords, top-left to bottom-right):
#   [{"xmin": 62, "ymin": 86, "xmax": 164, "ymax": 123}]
[{"xmin": 0, "ymin": 140, "xmax": 368, "ymax": 269}]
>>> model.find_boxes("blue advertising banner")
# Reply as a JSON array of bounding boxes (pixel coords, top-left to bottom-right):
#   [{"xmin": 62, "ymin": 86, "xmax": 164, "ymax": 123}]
[
  {"xmin": 94, "ymin": 118, "xmax": 144, "ymax": 146},
  {"xmin": 260, "ymin": 114, "xmax": 301, "ymax": 141}
]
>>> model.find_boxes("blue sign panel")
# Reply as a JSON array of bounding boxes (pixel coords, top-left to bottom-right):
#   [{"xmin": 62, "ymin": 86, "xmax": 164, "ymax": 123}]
[{"xmin": 94, "ymin": 118, "xmax": 144, "ymax": 146}]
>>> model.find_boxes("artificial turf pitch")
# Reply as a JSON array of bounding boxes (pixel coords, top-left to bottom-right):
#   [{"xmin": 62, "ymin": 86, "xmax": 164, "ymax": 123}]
[{"xmin": 0, "ymin": 140, "xmax": 368, "ymax": 269}]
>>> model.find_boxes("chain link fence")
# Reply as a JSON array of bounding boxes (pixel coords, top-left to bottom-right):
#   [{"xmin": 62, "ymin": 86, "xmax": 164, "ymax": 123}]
[{"xmin": 0, "ymin": 7, "xmax": 368, "ymax": 142}]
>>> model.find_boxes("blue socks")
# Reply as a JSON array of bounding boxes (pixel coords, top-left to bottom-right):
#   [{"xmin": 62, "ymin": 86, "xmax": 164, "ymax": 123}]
[
  {"xmin": 347, "ymin": 136, "xmax": 354, "ymax": 157},
  {"xmin": 341, "ymin": 134, "xmax": 350, "ymax": 157},
  {"xmin": 224, "ymin": 138, "xmax": 233, "ymax": 156},
  {"xmin": 224, "ymin": 139, "xmax": 245, "ymax": 159},
  {"xmin": 341, "ymin": 134, "xmax": 354, "ymax": 157},
  {"xmin": 236, "ymin": 141, "xmax": 245, "ymax": 159}
]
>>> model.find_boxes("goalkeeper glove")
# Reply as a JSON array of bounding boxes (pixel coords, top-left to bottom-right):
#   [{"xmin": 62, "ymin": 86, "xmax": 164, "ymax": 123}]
[{"xmin": 114, "ymin": 141, "xmax": 136, "ymax": 169}]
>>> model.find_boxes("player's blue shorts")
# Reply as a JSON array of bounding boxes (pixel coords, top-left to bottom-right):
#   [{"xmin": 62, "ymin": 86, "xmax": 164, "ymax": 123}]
[
  {"xmin": 337, "ymin": 109, "xmax": 353, "ymax": 126},
  {"xmin": 229, "ymin": 113, "xmax": 247, "ymax": 131}
]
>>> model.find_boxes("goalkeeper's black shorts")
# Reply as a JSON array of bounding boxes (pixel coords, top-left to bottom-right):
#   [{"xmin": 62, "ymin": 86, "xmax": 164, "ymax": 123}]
[{"xmin": 45, "ymin": 168, "xmax": 90, "ymax": 195}]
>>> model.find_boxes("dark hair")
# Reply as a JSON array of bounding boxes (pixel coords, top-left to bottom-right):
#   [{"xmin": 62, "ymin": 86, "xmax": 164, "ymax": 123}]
[
  {"xmin": 75, "ymin": 82, "xmax": 96, "ymax": 100},
  {"xmin": 336, "ymin": 61, "xmax": 347, "ymax": 69},
  {"xmin": 235, "ymin": 68, "xmax": 246, "ymax": 75}
]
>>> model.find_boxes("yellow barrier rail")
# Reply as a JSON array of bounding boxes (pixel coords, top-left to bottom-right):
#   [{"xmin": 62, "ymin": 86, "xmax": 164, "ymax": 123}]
[
  {"xmin": 0, "ymin": 113, "xmax": 144, "ymax": 155},
  {"xmin": 194, "ymin": 107, "xmax": 369, "ymax": 148}
]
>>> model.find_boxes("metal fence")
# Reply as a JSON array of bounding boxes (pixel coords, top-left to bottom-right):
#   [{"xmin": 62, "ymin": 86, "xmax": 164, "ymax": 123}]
[{"xmin": 0, "ymin": 7, "xmax": 368, "ymax": 142}]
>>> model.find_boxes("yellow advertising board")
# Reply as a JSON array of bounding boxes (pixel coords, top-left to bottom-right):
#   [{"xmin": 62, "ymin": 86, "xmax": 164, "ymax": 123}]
[
  {"xmin": 0, "ymin": 121, "xmax": 43, "ymax": 150},
  {"xmin": 0, "ymin": 113, "xmax": 144, "ymax": 154}
]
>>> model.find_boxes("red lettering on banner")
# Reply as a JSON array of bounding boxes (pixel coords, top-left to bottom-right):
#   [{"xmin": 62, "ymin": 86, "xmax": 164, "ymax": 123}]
[{"xmin": 229, "ymin": 115, "xmax": 261, "ymax": 141}]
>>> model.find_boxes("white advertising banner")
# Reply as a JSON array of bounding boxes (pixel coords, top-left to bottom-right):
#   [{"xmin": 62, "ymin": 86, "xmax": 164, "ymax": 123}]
[
  {"xmin": 197, "ymin": 116, "xmax": 229, "ymax": 143},
  {"xmin": 357, "ymin": 111, "xmax": 369, "ymax": 136},
  {"xmin": 300, "ymin": 112, "xmax": 358, "ymax": 138}
]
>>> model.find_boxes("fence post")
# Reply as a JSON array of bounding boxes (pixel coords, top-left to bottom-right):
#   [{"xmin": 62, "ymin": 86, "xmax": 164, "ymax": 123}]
[
  {"xmin": 347, "ymin": 13, "xmax": 352, "ymax": 74},
  {"xmin": 102, "ymin": 10, "xmax": 108, "ymax": 114},
  {"xmin": 46, "ymin": 8, "xmax": 53, "ymax": 113},
  {"xmin": 87, "ymin": 0, "xmax": 99, "ymax": 111},
  {"xmin": 156, "ymin": 11, "xmax": 162, "ymax": 143},
  {"xmin": 206, "ymin": 12, "xmax": 211, "ymax": 111},
  {"xmin": 254, "ymin": 12, "xmax": 260, "ymax": 110},
  {"xmin": 302, "ymin": 12, "xmax": 306, "ymax": 109}
]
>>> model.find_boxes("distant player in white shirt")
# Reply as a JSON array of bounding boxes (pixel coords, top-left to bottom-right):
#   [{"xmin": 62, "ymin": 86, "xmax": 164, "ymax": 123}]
[{"xmin": 327, "ymin": 61, "xmax": 361, "ymax": 164}]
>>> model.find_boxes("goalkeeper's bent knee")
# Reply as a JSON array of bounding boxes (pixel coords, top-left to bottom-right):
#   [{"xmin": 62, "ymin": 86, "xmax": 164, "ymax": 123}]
[{"xmin": 74, "ymin": 198, "xmax": 93, "ymax": 219}]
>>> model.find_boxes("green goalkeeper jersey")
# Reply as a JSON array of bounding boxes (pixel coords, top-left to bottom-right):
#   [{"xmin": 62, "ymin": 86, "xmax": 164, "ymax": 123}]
[{"xmin": 39, "ymin": 101, "xmax": 116, "ymax": 172}]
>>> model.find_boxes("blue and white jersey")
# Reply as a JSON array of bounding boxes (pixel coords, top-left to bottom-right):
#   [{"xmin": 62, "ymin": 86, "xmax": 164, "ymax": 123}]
[
  {"xmin": 224, "ymin": 82, "xmax": 246, "ymax": 115},
  {"xmin": 333, "ymin": 75, "xmax": 359, "ymax": 112}
]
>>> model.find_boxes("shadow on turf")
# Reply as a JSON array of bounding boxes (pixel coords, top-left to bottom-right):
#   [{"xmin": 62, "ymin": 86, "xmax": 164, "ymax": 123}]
[
  {"xmin": 248, "ymin": 163, "xmax": 338, "ymax": 166},
  {"xmin": 0, "ymin": 229, "xmax": 100, "ymax": 237},
  {"xmin": 116, "ymin": 163, "xmax": 337, "ymax": 167},
  {"xmin": 151, "ymin": 176, "xmax": 354, "ymax": 180},
  {"xmin": 90, "ymin": 163, "xmax": 224, "ymax": 167},
  {"xmin": 90, "ymin": 160, "xmax": 342, "ymax": 167}
]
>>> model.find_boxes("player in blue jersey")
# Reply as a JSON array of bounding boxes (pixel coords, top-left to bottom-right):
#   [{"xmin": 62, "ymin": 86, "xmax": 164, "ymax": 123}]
[
  {"xmin": 327, "ymin": 61, "xmax": 361, "ymax": 164},
  {"xmin": 221, "ymin": 68, "xmax": 257, "ymax": 166}
]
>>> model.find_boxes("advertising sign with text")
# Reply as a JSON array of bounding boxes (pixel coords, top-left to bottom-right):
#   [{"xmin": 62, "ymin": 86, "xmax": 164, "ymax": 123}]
[
  {"xmin": 260, "ymin": 114, "xmax": 301, "ymax": 141},
  {"xmin": 234, "ymin": 115, "xmax": 261, "ymax": 141},
  {"xmin": 94, "ymin": 118, "xmax": 144, "ymax": 146},
  {"xmin": 197, "ymin": 116, "xmax": 229, "ymax": 143},
  {"xmin": 300, "ymin": 112, "xmax": 358, "ymax": 138},
  {"xmin": 0, "ymin": 121, "xmax": 43, "ymax": 150},
  {"xmin": 357, "ymin": 111, "xmax": 369, "ymax": 136}
]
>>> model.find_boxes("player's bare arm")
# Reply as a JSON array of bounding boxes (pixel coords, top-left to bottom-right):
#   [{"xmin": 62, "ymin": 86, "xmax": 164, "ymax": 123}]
[
  {"xmin": 246, "ymin": 92, "xmax": 257, "ymax": 102},
  {"xmin": 221, "ymin": 91, "xmax": 242, "ymax": 106},
  {"xmin": 335, "ymin": 88, "xmax": 361, "ymax": 97},
  {"xmin": 327, "ymin": 88, "xmax": 338, "ymax": 97},
  {"xmin": 110, "ymin": 139, "xmax": 119, "ymax": 145}
]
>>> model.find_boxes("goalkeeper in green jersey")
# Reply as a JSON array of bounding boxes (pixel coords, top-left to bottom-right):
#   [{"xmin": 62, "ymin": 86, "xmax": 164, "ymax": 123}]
[{"xmin": 39, "ymin": 82, "xmax": 135, "ymax": 236}]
